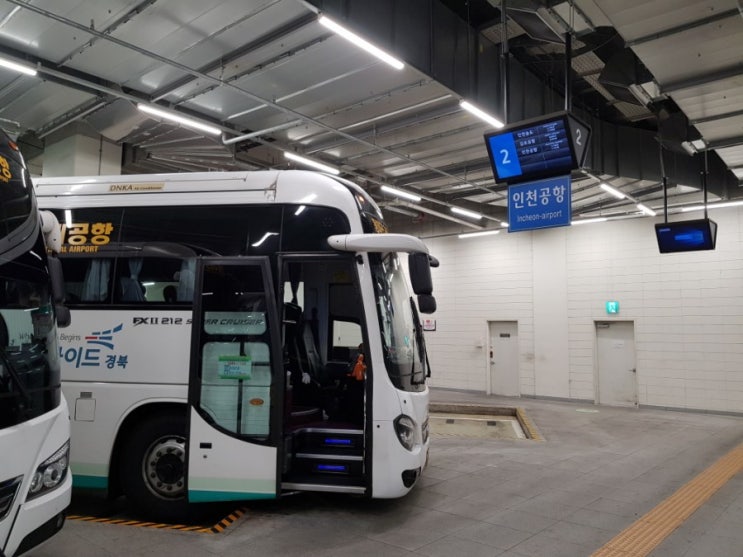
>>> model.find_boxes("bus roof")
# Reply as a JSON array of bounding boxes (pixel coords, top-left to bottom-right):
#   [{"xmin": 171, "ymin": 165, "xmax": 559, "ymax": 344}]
[{"xmin": 34, "ymin": 170, "xmax": 380, "ymax": 230}]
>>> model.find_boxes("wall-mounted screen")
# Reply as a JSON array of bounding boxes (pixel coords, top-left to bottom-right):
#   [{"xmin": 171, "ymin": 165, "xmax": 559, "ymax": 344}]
[
  {"xmin": 484, "ymin": 111, "xmax": 590, "ymax": 185},
  {"xmin": 655, "ymin": 218, "xmax": 717, "ymax": 253}
]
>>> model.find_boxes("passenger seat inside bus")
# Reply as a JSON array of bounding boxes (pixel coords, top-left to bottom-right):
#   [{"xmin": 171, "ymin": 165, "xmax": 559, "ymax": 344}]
[{"xmin": 283, "ymin": 302, "xmax": 330, "ymax": 419}]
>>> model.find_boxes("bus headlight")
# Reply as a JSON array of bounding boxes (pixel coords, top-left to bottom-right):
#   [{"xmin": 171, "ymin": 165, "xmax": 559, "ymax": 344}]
[
  {"xmin": 394, "ymin": 415, "xmax": 417, "ymax": 451},
  {"xmin": 27, "ymin": 441, "xmax": 69, "ymax": 500}
]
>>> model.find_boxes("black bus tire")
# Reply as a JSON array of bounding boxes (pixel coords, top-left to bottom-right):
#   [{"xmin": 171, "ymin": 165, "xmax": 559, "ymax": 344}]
[{"xmin": 119, "ymin": 412, "xmax": 191, "ymax": 522}]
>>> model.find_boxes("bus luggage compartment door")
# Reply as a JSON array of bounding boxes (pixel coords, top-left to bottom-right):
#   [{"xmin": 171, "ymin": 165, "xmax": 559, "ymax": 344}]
[{"xmin": 186, "ymin": 257, "xmax": 284, "ymax": 502}]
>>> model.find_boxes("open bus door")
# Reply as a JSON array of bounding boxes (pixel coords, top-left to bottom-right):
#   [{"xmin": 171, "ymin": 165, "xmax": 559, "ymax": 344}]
[{"xmin": 187, "ymin": 257, "xmax": 284, "ymax": 502}]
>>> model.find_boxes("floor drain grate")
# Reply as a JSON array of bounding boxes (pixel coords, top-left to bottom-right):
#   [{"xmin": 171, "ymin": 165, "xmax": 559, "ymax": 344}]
[{"xmin": 429, "ymin": 414, "xmax": 527, "ymax": 439}]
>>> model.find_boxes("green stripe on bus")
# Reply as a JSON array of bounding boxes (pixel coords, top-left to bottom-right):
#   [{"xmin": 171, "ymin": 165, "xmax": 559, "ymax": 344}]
[
  {"xmin": 188, "ymin": 490, "xmax": 275, "ymax": 503},
  {"xmin": 72, "ymin": 474, "xmax": 108, "ymax": 489}
]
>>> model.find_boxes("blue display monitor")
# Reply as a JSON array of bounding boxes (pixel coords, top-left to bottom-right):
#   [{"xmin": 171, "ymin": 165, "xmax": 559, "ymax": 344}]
[
  {"xmin": 655, "ymin": 219, "xmax": 717, "ymax": 253},
  {"xmin": 484, "ymin": 111, "xmax": 590, "ymax": 185}
]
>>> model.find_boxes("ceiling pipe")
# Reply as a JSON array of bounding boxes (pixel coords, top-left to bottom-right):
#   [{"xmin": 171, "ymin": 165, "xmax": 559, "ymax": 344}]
[
  {"xmin": 501, "ymin": 0, "xmax": 510, "ymax": 125},
  {"xmin": 37, "ymin": 100, "xmax": 108, "ymax": 139},
  {"xmin": 222, "ymin": 121, "xmax": 303, "ymax": 146},
  {"xmin": 381, "ymin": 205, "xmax": 420, "ymax": 218},
  {"xmin": 389, "ymin": 201, "xmax": 485, "ymax": 229}
]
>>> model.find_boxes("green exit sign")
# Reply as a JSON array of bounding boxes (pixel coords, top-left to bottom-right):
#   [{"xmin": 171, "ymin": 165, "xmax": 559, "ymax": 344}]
[{"xmin": 605, "ymin": 301, "xmax": 620, "ymax": 314}]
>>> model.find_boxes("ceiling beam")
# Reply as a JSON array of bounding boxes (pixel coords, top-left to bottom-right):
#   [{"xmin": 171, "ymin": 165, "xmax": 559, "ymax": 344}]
[
  {"xmin": 707, "ymin": 135, "xmax": 743, "ymax": 150},
  {"xmin": 662, "ymin": 65, "xmax": 743, "ymax": 94},
  {"xmin": 383, "ymin": 201, "xmax": 486, "ymax": 230},
  {"xmin": 151, "ymin": 12, "xmax": 319, "ymax": 102},
  {"xmin": 691, "ymin": 108, "xmax": 743, "ymax": 125},
  {"xmin": 626, "ymin": 8, "xmax": 739, "ymax": 47}
]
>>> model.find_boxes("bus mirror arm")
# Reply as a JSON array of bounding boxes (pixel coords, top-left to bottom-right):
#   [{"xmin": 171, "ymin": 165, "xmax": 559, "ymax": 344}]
[{"xmin": 46, "ymin": 256, "xmax": 72, "ymax": 328}]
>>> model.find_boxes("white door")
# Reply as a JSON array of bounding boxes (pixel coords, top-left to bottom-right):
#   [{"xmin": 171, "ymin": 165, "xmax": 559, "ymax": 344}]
[
  {"xmin": 188, "ymin": 258, "xmax": 283, "ymax": 502},
  {"xmin": 488, "ymin": 321, "xmax": 519, "ymax": 396},
  {"xmin": 596, "ymin": 321, "xmax": 637, "ymax": 407}
]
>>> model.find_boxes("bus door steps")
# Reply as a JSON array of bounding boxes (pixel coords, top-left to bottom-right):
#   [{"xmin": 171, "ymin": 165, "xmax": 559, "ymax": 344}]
[
  {"xmin": 281, "ymin": 478, "xmax": 366, "ymax": 495},
  {"xmin": 292, "ymin": 427, "xmax": 364, "ymax": 455},
  {"xmin": 292, "ymin": 452, "xmax": 363, "ymax": 476},
  {"xmin": 284, "ymin": 427, "xmax": 365, "ymax": 487}
]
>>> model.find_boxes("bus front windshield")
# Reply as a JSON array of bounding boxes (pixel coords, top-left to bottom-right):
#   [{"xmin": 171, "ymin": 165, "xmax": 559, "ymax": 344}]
[
  {"xmin": 0, "ymin": 253, "xmax": 61, "ymax": 428},
  {"xmin": 370, "ymin": 252, "xmax": 427, "ymax": 393}
]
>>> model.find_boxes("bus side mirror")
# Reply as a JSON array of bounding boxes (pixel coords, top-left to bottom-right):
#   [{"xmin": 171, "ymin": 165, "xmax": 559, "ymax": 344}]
[
  {"xmin": 56, "ymin": 305, "xmax": 71, "ymax": 328},
  {"xmin": 47, "ymin": 256, "xmax": 66, "ymax": 304},
  {"xmin": 47, "ymin": 256, "xmax": 71, "ymax": 328},
  {"xmin": 417, "ymin": 294, "xmax": 436, "ymax": 314},
  {"xmin": 408, "ymin": 253, "xmax": 433, "ymax": 295}
]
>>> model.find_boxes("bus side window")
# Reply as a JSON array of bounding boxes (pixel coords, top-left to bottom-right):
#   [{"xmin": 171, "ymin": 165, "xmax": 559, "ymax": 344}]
[
  {"xmin": 331, "ymin": 320, "xmax": 362, "ymax": 361},
  {"xmin": 113, "ymin": 256, "xmax": 191, "ymax": 304},
  {"xmin": 118, "ymin": 258, "xmax": 145, "ymax": 302},
  {"xmin": 176, "ymin": 258, "xmax": 195, "ymax": 302},
  {"xmin": 59, "ymin": 258, "xmax": 113, "ymax": 304}
]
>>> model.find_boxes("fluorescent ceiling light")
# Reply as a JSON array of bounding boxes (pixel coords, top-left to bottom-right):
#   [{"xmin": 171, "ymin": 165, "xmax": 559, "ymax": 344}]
[
  {"xmin": 64, "ymin": 209, "xmax": 72, "ymax": 228},
  {"xmin": 0, "ymin": 56, "xmax": 37, "ymax": 76},
  {"xmin": 137, "ymin": 104, "xmax": 221, "ymax": 136},
  {"xmin": 459, "ymin": 100, "xmax": 504, "ymax": 129},
  {"xmin": 284, "ymin": 151, "xmax": 340, "ymax": 175},
  {"xmin": 571, "ymin": 217, "xmax": 607, "ymax": 225},
  {"xmin": 450, "ymin": 206, "xmax": 483, "ymax": 220},
  {"xmin": 637, "ymin": 203, "xmax": 656, "ymax": 216},
  {"xmin": 251, "ymin": 232, "xmax": 278, "ymax": 247},
  {"xmin": 600, "ymin": 183, "xmax": 626, "ymax": 199},
  {"xmin": 681, "ymin": 200, "xmax": 743, "ymax": 212},
  {"xmin": 500, "ymin": 221, "xmax": 509, "ymax": 227},
  {"xmin": 318, "ymin": 16, "xmax": 404, "ymax": 70},
  {"xmin": 680, "ymin": 141, "xmax": 696, "ymax": 156},
  {"xmin": 690, "ymin": 139, "xmax": 707, "ymax": 151},
  {"xmin": 458, "ymin": 229, "xmax": 500, "ymax": 239},
  {"xmin": 380, "ymin": 185, "xmax": 421, "ymax": 202}
]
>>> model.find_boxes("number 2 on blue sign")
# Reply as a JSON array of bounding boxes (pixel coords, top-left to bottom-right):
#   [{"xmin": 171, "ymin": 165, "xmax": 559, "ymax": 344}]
[{"xmin": 488, "ymin": 132, "xmax": 522, "ymax": 179}]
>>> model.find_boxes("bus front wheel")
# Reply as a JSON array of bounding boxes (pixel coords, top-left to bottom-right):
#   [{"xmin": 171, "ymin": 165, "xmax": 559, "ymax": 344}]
[{"xmin": 120, "ymin": 413, "xmax": 190, "ymax": 522}]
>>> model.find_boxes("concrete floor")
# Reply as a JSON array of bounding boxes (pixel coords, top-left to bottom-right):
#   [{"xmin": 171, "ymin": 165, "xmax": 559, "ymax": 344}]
[{"xmin": 25, "ymin": 389, "xmax": 743, "ymax": 557}]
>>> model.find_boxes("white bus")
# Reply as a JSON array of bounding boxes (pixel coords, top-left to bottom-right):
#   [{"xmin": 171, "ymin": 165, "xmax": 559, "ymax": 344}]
[
  {"xmin": 35, "ymin": 170, "xmax": 436, "ymax": 521},
  {"xmin": 0, "ymin": 132, "xmax": 71, "ymax": 557}
]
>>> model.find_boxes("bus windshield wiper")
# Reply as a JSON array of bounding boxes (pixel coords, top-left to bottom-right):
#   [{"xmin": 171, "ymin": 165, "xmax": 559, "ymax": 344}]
[{"xmin": 409, "ymin": 297, "xmax": 427, "ymax": 385}]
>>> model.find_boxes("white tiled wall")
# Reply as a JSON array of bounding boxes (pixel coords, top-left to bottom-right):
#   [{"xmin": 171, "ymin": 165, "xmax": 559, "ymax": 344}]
[{"xmin": 421, "ymin": 208, "xmax": 743, "ymax": 413}]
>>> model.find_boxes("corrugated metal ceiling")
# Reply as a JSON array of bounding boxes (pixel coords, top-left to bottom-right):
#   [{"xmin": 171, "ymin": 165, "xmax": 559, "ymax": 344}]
[{"xmin": 590, "ymin": 0, "xmax": 742, "ymax": 195}]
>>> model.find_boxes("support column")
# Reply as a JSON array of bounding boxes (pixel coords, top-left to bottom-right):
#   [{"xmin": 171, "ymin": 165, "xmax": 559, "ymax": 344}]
[{"xmin": 39, "ymin": 122, "xmax": 121, "ymax": 177}]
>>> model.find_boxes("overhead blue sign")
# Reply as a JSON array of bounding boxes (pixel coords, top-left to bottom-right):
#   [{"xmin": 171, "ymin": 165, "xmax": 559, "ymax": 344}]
[{"xmin": 508, "ymin": 175, "xmax": 572, "ymax": 232}]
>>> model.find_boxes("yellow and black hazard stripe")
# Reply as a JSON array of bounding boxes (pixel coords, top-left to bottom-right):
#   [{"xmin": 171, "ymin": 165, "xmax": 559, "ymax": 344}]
[
  {"xmin": 67, "ymin": 507, "xmax": 247, "ymax": 534},
  {"xmin": 207, "ymin": 508, "xmax": 246, "ymax": 534}
]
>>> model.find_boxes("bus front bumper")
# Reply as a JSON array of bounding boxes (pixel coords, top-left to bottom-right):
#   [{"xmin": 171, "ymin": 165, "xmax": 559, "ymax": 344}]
[{"xmin": 3, "ymin": 473, "xmax": 71, "ymax": 557}]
